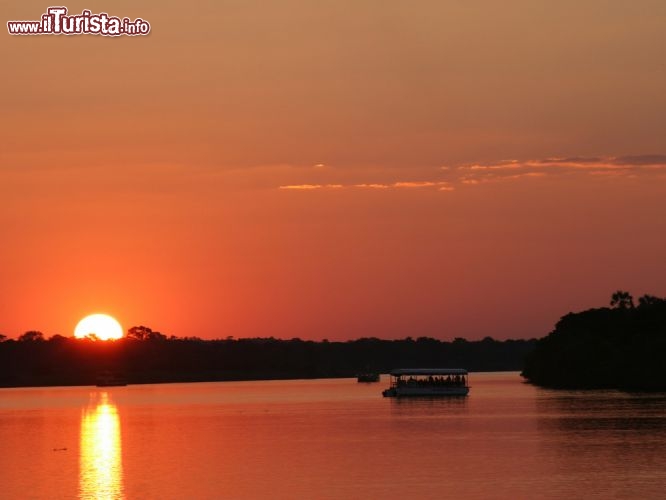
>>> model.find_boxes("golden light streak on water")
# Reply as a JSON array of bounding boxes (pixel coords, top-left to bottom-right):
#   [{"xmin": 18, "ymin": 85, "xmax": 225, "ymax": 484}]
[{"xmin": 79, "ymin": 392, "xmax": 124, "ymax": 500}]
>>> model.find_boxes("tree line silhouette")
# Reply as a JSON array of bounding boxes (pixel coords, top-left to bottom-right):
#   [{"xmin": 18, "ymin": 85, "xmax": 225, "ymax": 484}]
[
  {"xmin": 522, "ymin": 291, "xmax": 666, "ymax": 391},
  {"xmin": 0, "ymin": 327, "xmax": 535, "ymax": 387},
  {"xmin": 6, "ymin": 290, "xmax": 658, "ymax": 390}
]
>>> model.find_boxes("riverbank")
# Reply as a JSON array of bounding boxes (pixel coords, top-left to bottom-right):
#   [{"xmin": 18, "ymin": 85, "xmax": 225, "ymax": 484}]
[
  {"xmin": 0, "ymin": 335, "xmax": 535, "ymax": 388},
  {"xmin": 522, "ymin": 293, "xmax": 666, "ymax": 391}
]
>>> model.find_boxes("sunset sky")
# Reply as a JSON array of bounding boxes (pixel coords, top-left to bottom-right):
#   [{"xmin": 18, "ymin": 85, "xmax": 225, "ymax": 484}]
[{"xmin": 1, "ymin": 1, "xmax": 665, "ymax": 340}]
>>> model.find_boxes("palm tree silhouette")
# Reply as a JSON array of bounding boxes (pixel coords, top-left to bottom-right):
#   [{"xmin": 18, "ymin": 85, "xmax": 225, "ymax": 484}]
[{"xmin": 610, "ymin": 290, "xmax": 634, "ymax": 309}]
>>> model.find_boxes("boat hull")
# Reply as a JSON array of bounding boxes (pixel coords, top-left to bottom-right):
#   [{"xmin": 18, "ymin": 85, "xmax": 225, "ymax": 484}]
[{"xmin": 382, "ymin": 386, "xmax": 469, "ymax": 397}]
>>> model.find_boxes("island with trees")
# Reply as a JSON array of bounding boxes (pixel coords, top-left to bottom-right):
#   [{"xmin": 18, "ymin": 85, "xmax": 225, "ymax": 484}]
[
  {"xmin": 0, "ymin": 328, "xmax": 535, "ymax": 388},
  {"xmin": 521, "ymin": 291, "xmax": 666, "ymax": 391}
]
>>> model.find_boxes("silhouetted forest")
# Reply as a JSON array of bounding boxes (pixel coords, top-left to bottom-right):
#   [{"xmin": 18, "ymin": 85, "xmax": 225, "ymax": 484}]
[
  {"xmin": 522, "ymin": 292, "xmax": 666, "ymax": 391},
  {"xmin": 0, "ymin": 327, "xmax": 535, "ymax": 387}
]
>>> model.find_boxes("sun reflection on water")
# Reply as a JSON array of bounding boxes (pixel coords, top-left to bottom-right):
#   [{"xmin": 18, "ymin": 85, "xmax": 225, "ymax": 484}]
[{"xmin": 79, "ymin": 392, "xmax": 124, "ymax": 500}]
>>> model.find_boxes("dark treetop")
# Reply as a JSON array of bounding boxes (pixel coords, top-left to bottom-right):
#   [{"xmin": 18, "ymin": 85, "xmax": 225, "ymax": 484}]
[{"xmin": 521, "ymin": 292, "xmax": 666, "ymax": 391}]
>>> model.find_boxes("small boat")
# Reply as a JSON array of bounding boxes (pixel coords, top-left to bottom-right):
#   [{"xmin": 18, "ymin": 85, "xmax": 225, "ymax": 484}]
[
  {"xmin": 357, "ymin": 373, "xmax": 380, "ymax": 383},
  {"xmin": 382, "ymin": 368, "xmax": 469, "ymax": 397},
  {"xmin": 95, "ymin": 370, "xmax": 128, "ymax": 387}
]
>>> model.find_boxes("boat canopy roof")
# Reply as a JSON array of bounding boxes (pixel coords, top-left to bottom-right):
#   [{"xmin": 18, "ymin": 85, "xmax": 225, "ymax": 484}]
[{"xmin": 390, "ymin": 368, "xmax": 468, "ymax": 376}]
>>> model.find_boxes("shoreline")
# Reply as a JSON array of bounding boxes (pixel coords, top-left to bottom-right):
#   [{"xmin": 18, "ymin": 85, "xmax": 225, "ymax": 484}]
[{"xmin": 0, "ymin": 368, "xmax": 524, "ymax": 390}]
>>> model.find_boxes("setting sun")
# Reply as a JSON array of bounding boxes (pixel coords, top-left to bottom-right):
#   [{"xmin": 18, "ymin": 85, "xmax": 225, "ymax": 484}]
[{"xmin": 74, "ymin": 314, "xmax": 124, "ymax": 341}]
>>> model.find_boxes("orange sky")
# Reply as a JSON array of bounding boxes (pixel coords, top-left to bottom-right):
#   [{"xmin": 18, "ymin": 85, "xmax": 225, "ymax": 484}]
[{"xmin": 1, "ymin": 1, "xmax": 665, "ymax": 340}]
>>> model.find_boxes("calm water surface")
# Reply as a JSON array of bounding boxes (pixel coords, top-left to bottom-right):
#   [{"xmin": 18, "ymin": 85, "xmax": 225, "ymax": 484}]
[{"xmin": 1, "ymin": 372, "xmax": 665, "ymax": 499}]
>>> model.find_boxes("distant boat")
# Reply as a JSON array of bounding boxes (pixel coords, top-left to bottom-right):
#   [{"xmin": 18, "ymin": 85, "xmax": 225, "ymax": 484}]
[
  {"xmin": 357, "ymin": 372, "xmax": 380, "ymax": 383},
  {"xmin": 95, "ymin": 370, "xmax": 127, "ymax": 387},
  {"xmin": 382, "ymin": 368, "xmax": 469, "ymax": 397}
]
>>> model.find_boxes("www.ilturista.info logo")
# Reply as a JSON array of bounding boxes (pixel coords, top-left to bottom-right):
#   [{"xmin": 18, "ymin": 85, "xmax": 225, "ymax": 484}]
[{"xmin": 7, "ymin": 7, "xmax": 151, "ymax": 36}]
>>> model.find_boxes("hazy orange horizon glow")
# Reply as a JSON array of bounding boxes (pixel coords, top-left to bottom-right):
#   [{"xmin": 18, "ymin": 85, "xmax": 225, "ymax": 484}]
[{"xmin": 1, "ymin": 1, "xmax": 664, "ymax": 341}]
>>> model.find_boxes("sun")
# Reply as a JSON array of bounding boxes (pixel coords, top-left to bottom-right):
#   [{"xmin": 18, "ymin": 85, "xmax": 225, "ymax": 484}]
[{"xmin": 74, "ymin": 314, "xmax": 124, "ymax": 341}]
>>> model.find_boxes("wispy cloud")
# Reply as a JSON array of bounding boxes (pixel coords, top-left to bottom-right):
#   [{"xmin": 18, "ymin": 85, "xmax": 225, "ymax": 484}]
[
  {"xmin": 460, "ymin": 155, "xmax": 666, "ymax": 173},
  {"xmin": 279, "ymin": 184, "xmax": 323, "ymax": 190},
  {"xmin": 279, "ymin": 181, "xmax": 455, "ymax": 191},
  {"xmin": 393, "ymin": 181, "xmax": 437, "ymax": 188},
  {"xmin": 504, "ymin": 172, "xmax": 548, "ymax": 180},
  {"xmin": 354, "ymin": 183, "xmax": 390, "ymax": 189},
  {"xmin": 455, "ymin": 155, "xmax": 666, "ymax": 184},
  {"xmin": 279, "ymin": 181, "xmax": 456, "ymax": 191},
  {"xmin": 279, "ymin": 184, "xmax": 343, "ymax": 190},
  {"xmin": 277, "ymin": 154, "xmax": 665, "ymax": 192},
  {"xmin": 611, "ymin": 155, "xmax": 666, "ymax": 166}
]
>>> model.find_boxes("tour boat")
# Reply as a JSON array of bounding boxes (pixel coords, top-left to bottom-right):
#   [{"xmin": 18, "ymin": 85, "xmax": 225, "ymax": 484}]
[{"xmin": 382, "ymin": 368, "xmax": 469, "ymax": 397}]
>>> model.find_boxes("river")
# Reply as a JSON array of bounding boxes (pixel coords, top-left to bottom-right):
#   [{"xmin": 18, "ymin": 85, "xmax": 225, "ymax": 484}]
[{"xmin": 1, "ymin": 372, "xmax": 664, "ymax": 499}]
